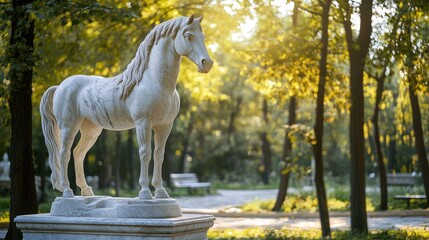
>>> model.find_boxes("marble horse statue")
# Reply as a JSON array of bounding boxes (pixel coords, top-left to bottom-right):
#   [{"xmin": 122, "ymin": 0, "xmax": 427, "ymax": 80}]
[{"xmin": 40, "ymin": 15, "xmax": 213, "ymax": 199}]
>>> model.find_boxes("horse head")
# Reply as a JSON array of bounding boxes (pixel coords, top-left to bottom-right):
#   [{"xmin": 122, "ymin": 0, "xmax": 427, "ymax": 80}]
[{"xmin": 175, "ymin": 15, "xmax": 214, "ymax": 73}]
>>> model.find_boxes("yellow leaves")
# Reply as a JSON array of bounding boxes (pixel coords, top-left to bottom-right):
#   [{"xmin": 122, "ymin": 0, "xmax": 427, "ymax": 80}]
[
  {"xmin": 276, "ymin": 35, "xmax": 285, "ymax": 42},
  {"xmin": 85, "ymin": 22, "xmax": 100, "ymax": 38},
  {"xmin": 175, "ymin": 150, "xmax": 181, "ymax": 156},
  {"xmin": 93, "ymin": 61, "xmax": 120, "ymax": 77},
  {"xmin": 87, "ymin": 154, "xmax": 96, "ymax": 164},
  {"xmin": 179, "ymin": 59, "xmax": 228, "ymax": 103}
]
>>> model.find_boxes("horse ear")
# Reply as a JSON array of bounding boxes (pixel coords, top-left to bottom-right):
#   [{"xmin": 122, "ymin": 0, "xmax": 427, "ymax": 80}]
[
  {"xmin": 196, "ymin": 16, "xmax": 203, "ymax": 23},
  {"xmin": 187, "ymin": 14, "xmax": 195, "ymax": 25}
]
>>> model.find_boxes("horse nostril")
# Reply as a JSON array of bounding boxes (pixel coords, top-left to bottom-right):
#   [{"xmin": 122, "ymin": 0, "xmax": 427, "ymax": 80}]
[{"xmin": 202, "ymin": 59, "xmax": 207, "ymax": 67}]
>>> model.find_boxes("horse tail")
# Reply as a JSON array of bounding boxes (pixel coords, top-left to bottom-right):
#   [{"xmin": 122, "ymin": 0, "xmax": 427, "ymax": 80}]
[{"xmin": 40, "ymin": 86, "xmax": 64, "ymax": 192}]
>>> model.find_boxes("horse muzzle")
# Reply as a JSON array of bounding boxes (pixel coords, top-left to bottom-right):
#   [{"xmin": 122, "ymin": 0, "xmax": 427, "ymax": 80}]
[{"xmin": 198, "ymin": 58, "xmax": 214, "ymax": 73}]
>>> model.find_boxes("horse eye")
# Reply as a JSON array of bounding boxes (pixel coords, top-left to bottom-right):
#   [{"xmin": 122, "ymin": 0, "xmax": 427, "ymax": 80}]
[{"xmin": 184, "ymin": 33, "xmax": 192, "ymax": 41}]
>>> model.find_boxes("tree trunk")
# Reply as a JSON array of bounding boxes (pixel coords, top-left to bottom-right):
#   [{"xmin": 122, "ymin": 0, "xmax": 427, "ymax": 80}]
[
  {"xmin": 371, "ymin": 76, "xmax": 388, "ymax": 210},
  {"xmin": 312, "ymin": 0, "xmax": 332, "ymax": 237},
  {"xmin": 6, "ymin": 1, "xmax": 38, "ymax": 239},
  {"xmin": 260, "ymin": 98, "xmax": 272, "ymax": 184},
  {"xmin": 273, "ymin": 0, "xmax": 300, "ymax": 212},
  {"xmin": 405, "ymin": 16, "xmax": 429, "ymax": 205},
  {"xmin": 272, "ymin": 96, "xmax": 296, "ymax": 211},
  {"xmin": 227, "ymin": 94, "xmax": 243, "ymax": 172},
  {"xmin": 387, "ymin": 92, "xmax": 398, "ymax": 171},
  {"xmin": 342, "ymin": 0, "xmax": 372, "ymax": 233},
  {"xmin": 408, "ymin": 84, "xmax": 429, "ymax": 206},
  {"xmin": 348, "ymin": 51, "xmax": 368, "ymax": 234}
]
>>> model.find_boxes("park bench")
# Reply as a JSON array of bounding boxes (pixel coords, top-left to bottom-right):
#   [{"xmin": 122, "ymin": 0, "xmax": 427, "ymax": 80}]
[
  {"xmin": 170, "ymin": 173, "xmax": 211, "ymax": 194},
  {"xmin": 386, "ymin": 173, "xmax": 417, "ymax": 187},
  {"xmin": 393, "ymin": 195, "xmax": 427, "ymax": 208}
]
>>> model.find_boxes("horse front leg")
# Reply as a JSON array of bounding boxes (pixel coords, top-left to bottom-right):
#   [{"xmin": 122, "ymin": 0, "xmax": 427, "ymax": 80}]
[
  {"xmin": 136, "ymin": 119, "xmax": 153, "ymax": 199},
  {"xmin": 153, "ymin": 123, "xmax": 173, "ymax": 198}
]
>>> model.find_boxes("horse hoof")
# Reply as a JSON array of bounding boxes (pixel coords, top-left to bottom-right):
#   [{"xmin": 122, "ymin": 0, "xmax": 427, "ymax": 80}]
[
  {"xmin": 155, "ymin": 188, "xmax": 170, "ymax": 199},
  {"xmin": 63, "ymin": 189, "xmax": 74, "ymax": 198},
  {"xmin": 81, "ymin": 186, "xmax": 94, "ymax": 196},
  {"xmin": 138, "ymin": 189, "xmax": 153, "ymax": 199}
]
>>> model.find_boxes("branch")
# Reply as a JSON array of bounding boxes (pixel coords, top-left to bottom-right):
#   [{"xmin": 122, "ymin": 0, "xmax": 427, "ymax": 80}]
[
  {"xmin": 298, "ymin": 5, "xmax": 322, "ymax": 16},
  {"xmin": 338, "ymin": 0, "xmax": 355, "ymax": 54}
]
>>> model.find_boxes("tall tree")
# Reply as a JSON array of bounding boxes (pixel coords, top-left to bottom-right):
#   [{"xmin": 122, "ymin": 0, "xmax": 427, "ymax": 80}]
[
  {"xmin": 366, "ymin": 12, "xmax": 401, "ymax": 210},
  {"xmin": 6, "ymin": 0, "xmax": 38, "ymax": 239},
  {"xmin": 403, "ymin": 3, "xmax": 429, "ymax": 206},
  {"xmin": 272, "ymin": 0, "xmax": 299, "ymax": 211},
  {"xmin": 260, "ymin": 98, "xmax": 272, "ymax": 184},
  {"xmin": 370, "ymin": 72, "xmax": 388, "ymax": 210},
  {"xmin": 273, "ymin": 97, "xmax": 297, "ymax": 211},
  {"xmin": 339, "ymin": 0, "xmax": 373, "ymax": 233},
  {"xmin": 312, "ymin": 0, "xmax": 332, "ymax": 237}
]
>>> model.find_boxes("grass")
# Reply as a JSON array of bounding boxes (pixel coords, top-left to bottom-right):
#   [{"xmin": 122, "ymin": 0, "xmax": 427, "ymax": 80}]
[
  {"xmin": 208, "ymin": 228, "xmax": 429, "ymax": 239},
  {"xmin": 240, "ymin": 195, "xmax": 354, "ymax": 213},
  {"xmin": 238, "ymin": 192, "xmax": 428, "ymax": 213},
  {"xmin": 237, "ymin": 185, "xmax": 427, "ymax": 213}
]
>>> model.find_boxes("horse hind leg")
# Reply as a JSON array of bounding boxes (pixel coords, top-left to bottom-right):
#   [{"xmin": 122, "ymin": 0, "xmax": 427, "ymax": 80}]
[
  {"xmin": 59, "ymin": 124, "xmax": 80, "ymax": 198},
  {"xmin": 73, "ymin": 120, "xmax": 102, "ymax": 196}
]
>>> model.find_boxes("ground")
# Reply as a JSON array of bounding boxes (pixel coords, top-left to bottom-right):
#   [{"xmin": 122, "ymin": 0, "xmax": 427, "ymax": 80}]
[{"xmin": 177, "ymin": 189, "xmax": 429, "ymax": 230}]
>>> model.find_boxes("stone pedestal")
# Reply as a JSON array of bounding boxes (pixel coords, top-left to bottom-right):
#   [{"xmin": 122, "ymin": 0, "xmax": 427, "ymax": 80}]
[
  {"xmin": 50, "ymin": 196, "xmax": 182, "ymax": 218},
  {"xmin": 15, "ymin": 197, "xmax": 215, "ymax": 239},
  {"xmin": 15, "ymin": 214, "xmax": 215, "ymax": 240}
]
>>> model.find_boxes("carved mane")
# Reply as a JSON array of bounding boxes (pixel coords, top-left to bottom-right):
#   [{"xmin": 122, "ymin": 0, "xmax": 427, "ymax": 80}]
[{"xmin": 118, "ymin": 17, "xmax": 187, "ymax": 99}]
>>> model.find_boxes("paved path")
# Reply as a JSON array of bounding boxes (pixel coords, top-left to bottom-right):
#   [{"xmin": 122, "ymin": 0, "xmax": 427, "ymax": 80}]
[
  {"xmin": 176, "ymin": 189, "xmax": 278, "ymax": 209},
  {"xmin": 176, "ymin": 189, "xmax": 429, "ymax": 230},
  {"xmin": 210, "ymin": 216, "xmax": 429, "ymax": 230}
]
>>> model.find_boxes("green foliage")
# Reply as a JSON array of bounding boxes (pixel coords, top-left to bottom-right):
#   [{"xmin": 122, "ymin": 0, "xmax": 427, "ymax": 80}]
[
  {"xmin": 32, "ymin": 0, "xmax": 138, "ymax": 25},
  {"xmin": 0, "ymin": 197, "xmax": 9, "ymax": 211}
]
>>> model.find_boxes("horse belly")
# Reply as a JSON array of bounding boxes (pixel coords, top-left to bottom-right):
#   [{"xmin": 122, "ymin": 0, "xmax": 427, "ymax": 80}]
[
  {"xmin": 80, "ymin": 103, "xmax": 134, "ymax": 130},
  {"xmin": 79, "ymin": 87, "xmax": 134, "ymax": 130}
]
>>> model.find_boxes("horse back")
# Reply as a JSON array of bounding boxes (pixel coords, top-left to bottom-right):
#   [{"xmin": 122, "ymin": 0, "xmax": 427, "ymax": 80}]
[{"xmin": 53, "ymin": 75, "xmax": 134, "ymax": 130}]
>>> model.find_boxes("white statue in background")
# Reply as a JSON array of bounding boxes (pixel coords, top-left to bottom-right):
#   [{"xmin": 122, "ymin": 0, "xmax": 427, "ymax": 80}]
[
  {"xmin": 0, "ymin": 153, "xmax": 10, "ymax": 180},
  {"xmin": 39, "ymin": 15, "xmax": 213, "ymax": 199}
]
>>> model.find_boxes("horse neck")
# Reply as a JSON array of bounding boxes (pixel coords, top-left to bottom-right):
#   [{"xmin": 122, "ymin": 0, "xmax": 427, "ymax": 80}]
[{"xmin": 146, "ymin": 38, "xmax": 181, "ymax": 92}]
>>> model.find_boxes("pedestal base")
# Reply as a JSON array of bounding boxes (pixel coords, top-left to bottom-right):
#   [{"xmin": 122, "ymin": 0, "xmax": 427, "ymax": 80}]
[
  {"xmin": 50, "ymin": 196, "xmax": 182, "ymax": 218},
  {"xmin": 15, "ymin": 214, "xmax": 215, "ymax": 240}
]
